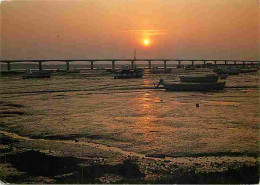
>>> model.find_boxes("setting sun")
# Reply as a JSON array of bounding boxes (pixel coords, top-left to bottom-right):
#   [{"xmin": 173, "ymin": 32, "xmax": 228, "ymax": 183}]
[{"xmin": 143, "ymin": 39, "xmax": 150, "ymax": 46}]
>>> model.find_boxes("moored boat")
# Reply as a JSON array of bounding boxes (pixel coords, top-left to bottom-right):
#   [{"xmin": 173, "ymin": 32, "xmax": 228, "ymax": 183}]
[
  {"xmin": 239, "ymin": 68, "xmax": 258, "ymax": 73},
  {"xmin": 219, "ymin": 73, "xmax": 228, "ymax": 79},
  {"xmin": 157, "ymin": 79, "xmax": 226, "ymax": 91},
  {"xmin": 150, "ymin": 67, "xmax": 171, "ymax": 74},
  {"xmin": 22, "ymin": 70, "xmax": 52, "ymax": 79},
  {"xmin": 114, "ymin": 65, "xmax": 144, "ymax": 79},
  {"xmin": 214, "ymin": 66, "xmax": 240, "ymax": 75},
  {"xmin": 179, "ymin": 74, "xmax": 219, "ymax": 83},
  {"xmin": 184, "ymin": 65, "xmax": 196, "ymax": 70}
]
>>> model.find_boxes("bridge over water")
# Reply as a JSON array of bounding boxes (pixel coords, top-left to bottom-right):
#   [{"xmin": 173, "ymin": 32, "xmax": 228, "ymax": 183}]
[{"xmin": 0, "ymin": 59, "xmax": 259, "ymax": 71}]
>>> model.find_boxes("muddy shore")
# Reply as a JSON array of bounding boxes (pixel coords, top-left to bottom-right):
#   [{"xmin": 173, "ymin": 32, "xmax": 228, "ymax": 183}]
[{"xmin": 0, "ymin": 70, "xmax": 259, "ymax": 183}]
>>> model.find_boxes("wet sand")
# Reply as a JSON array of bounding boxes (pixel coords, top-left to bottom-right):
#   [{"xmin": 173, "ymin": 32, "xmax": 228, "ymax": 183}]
[{"xmin": 0, "ymin": 69, "xmax": 259, "ymax": 183}]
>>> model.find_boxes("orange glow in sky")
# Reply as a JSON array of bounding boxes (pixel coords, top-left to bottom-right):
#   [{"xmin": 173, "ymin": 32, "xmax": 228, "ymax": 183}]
[{"xmin": 1, "ymin": 0, "xmax": 259, "ymax": 60}]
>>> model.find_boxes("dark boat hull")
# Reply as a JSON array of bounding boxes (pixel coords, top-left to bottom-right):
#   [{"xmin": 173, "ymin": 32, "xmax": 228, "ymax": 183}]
[
  {"xmin": 180, "ymin": 75, "xmax": 219, "ymax": 83},
  {"xmin": 163, "ymin": 82, "xmax": 226, "ymax": 91},
  {"xmin": 150, "ymin": 69, "xmax": 171, "ymax": 74},
  {"xmin": 22, "ymin": 71, "xmax": 52, "ymax": 79},
  {"xmin": 184, "ymin": 66, "xmax": 196, "ymax": 70},
  {"xmin": 214, "ymin": 68, "xmax": 240, "ymax": 75},
  {"xmin": 219, "ymin": 73, "xmax": 228, "ymax": 79},
  {"xmin": 114, "ymin": 69, "xmax": 144, "ymax": 79},
  {"xmin": 114, "ymin": 73, "xmax": 143, "ymax": 79},
  {"xmin": 240, "ymin": 69, "xmax": 258, "ymax": 73}
]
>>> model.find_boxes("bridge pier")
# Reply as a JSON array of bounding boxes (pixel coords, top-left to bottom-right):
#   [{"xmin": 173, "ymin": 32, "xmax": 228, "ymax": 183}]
[
  {"xmin": 7, "ymin": 62, "xmax": 11, "ymax": 71},
  {"xmin": 90, "ymin": 61, "xmax": 94, "ymax": 69},
  {"xmin": 66, "ymin": 61, "xmax": 70, "ymax": 71},
  {"xmin": 148, "ymin": 61, "xmax": 151, "ymax": 69},
  {"xmin": 112, "ymin": 61, "xmax": 115, "ymax": 70},
  {"xmin": 131, "ymin": 61, "xmax": 134, "ymax": 69},
  {"xmin": 176, "ymin": 61, "xmax": 181, "ymax": 68},
  {"xmin": 224, "ymin": 60, "xmax": 227, "ymax": 65},
  {"xmin": 39, "ymin": 61, "xmax": 42, "ymax": 71},
  {"xmin": 213, "ymin": 61, "xmax": 217, "ymax": 65},
  {"xmin": 164, "ymin": 61, "xmax": 167, "ymax": 68}
]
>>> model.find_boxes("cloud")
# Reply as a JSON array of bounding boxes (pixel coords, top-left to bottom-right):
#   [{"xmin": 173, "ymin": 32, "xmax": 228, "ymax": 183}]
[{"xmin": 123, "ymin": 29, "xmax": 169, "ymax": 36}]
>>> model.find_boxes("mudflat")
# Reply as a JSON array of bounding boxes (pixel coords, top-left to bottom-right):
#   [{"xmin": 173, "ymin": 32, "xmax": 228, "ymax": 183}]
[{"xmin": 0, "ymin": 70, "xmax": 259, "ymax": 183}]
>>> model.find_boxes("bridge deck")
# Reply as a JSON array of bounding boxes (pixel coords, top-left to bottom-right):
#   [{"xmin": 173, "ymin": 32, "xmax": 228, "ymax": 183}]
[{"xmin": 0, "ymin": 59, "xmax": 259, "ymax": 71}]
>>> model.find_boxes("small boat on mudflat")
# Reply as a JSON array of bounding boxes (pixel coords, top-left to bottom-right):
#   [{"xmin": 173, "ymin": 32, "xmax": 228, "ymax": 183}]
[
  {"xmin": 214, "ymin": 66, "xmax": 240, "ymax": 75},
  {"xmin": 179, "ymin": 74, "xmax": 219, "ymax": 83},
  {"xmin": 150, "ymin": 67, "xmax": 171, "ymax": 74},
  {"xmin": 239, "ymin": 68, "xmax": 258, "ymax": 73},
  {"xmin": 113, "ymin": 65, "xmax": 144, "ymax": 79},
  {"xmin": 157, "ymin": 79, "xmax": 226, "ymax": 91},
  {"xmin": 184, "ymin": 65, "xmax": 196, "ymax": 70},
  {"xmin": 219, "ymin": 73, "xmax": 228, "ymax": 79},
  {"xmin": 22, "ymin": 70, "xmax": 52, "ymax": 79}
]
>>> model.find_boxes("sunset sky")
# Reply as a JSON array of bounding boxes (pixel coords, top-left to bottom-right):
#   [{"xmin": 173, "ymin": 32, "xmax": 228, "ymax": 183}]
[{"xmin": 0, "ymin": 0, "xmax": 259, "ymax": 60}]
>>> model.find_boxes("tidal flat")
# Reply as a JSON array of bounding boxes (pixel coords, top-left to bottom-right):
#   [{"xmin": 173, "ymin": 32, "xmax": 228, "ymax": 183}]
[{"xmin": 0, "ymin": 69, "xmax": 259, "ymax": 184}]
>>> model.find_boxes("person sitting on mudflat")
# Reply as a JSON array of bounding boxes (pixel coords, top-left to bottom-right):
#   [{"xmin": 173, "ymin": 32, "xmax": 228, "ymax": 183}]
[{"xmin": 156, "ymin": 79, "xmax": 164, "ymax": 88}]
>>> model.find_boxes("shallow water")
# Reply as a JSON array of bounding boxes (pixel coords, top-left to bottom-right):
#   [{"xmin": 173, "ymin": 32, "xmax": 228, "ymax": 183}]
[
  {"xmin": 1, "ymin": 70, "xmax": 259, "ymax": 155},
  {"xmin": 0, "ymin": 70, "xmax": 259, "ymax": 183}
]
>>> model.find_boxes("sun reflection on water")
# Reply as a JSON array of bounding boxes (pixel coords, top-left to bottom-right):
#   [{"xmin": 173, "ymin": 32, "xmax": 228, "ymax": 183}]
[{"xmin": 134, "ymin": 91, "xmax": 160, "ymax": 143}]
